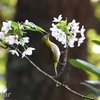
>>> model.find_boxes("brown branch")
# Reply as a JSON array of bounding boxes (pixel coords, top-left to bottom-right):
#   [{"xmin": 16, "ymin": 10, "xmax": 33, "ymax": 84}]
[
  {"xmin": 2, "ymin": 43, "xmax": 96, "ymax": 100},
  {"xmin": 15, "ymin": 47, "xmax": 95, "ymax": 100},
  {"xmin": 24, "ymin": 52, "xmax": 96, "ymax": 100}
]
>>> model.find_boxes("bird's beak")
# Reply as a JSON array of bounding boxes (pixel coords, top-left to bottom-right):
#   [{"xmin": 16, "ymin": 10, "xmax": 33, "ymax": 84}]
[{"xmin": 46, "ymin": 33, "xmax": 50, "ymax": 37}]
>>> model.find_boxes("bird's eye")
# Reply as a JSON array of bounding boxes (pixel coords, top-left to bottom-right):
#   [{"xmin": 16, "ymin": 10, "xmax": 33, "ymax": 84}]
[{"xmin": 45, "ymin": 35, "xmax": 48, "ymax": 38}]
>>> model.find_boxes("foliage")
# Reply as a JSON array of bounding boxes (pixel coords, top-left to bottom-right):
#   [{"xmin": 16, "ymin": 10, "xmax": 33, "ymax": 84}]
[
  {"xmin": 69, "ymin": 59, "xmax": 100, "ymax": 77},
  {"xmin": 86, "ymin": 29, "xmax": 100, "ymax": 71},
  {"xmin": 69, "ymin": 40, "xmax": 100, "ymax": 99},
  {"xmin": 0, "ymin": 0, "xmax": 17, "ymax": 20}
]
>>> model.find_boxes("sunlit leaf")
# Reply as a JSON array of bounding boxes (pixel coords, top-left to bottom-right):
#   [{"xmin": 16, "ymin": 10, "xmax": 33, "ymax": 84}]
[
  {"xmin": 11, "ymin": 21, "xmax": 19, "ymax": 30},
  {"xmin": 24, "ymin": 22, "xmax": 45, "ymax": 33},
  {"xmin": 85, "ymin": 80, "xmax": 100, "ymax": 85},
  {"xmin": 36, "ymin": 26, "xmax": 45, "ymax": 32},
  {"xmin": 69, "ymin": 59, "xmax": 100, "ymax": 76},
  {"xmin": 92, "ymin": 40, "xmax": 100, "ymax": 45},
  {"xmin": 25, "ymin": 22, "xmax": 36, "ymax": 28}
]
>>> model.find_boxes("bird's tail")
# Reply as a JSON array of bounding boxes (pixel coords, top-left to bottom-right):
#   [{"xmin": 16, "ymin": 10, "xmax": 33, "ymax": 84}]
[
  {"xmin": 54, "ymin": 62, "xmax": 59, "ymax": 87},
  {"xmin": 54, "ymin": 62, "xmax": 58, "ymax": 75},
  {"xmin": 55, "ymin": 68, "xmax": 57, "ymax": 76}
]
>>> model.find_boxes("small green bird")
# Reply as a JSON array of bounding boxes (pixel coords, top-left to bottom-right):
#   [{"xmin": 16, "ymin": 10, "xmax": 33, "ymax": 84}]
[{"xmin": 42, "ymin": 34, "xmax": 61, "ymax": 75}]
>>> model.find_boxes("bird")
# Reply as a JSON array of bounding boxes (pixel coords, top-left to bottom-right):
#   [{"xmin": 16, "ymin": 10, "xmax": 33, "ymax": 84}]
[{"xmin": 42, "ymin": 34, "xmax": 61, "ymax": 75}]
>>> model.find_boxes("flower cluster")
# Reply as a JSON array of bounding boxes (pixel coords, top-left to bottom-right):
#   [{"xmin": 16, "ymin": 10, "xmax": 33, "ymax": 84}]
[
  {"xmin": 50, "ymin": 15, "xmax": 85, "ymax": 48},
  {"xmin": 0, "ymin": 15, "xmax": 86, "ymax": 58},
  {"xmin": 0, "ymin": 20, "xmax": 37, "ymax": 58}
]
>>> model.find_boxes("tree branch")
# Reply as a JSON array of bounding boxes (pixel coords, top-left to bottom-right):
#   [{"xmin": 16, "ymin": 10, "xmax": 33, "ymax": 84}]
[
  {"xmin": 13, "ymin": 46, "xmax": 96, "ymax": 100},
  {"xmin": 2, "ymin": 43, "xmax": 96, "ymax": 100},
  {"xmin": 24, "ymin": 52, "xmax": 95, "ymax": 100}
]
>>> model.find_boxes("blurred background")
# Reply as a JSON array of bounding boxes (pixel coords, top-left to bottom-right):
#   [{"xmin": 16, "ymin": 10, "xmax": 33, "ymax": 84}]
[{"xmin": 0, "ymin": 0, "xmax": 100, "ymax": 100}]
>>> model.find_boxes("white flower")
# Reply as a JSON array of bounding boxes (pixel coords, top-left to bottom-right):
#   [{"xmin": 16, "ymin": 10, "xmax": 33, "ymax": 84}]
[
  {"xmin": 67, "ymin": 20, "xmax": 85, "ymax": 47},
  {"xmin": 52, "ymin": 14, "xmax": 62, "ymax": 22},
  {"xmin": 70, "ymin": 25, "xmax": 80, "ymax": 34},
  {"xmin": 50, "ymin": 23, "xmax": 57, "ymax": 32},
  {"xmin": 68, "ymin": 36, "xmax": 77, "ymax": 47},
  {"xmin": 80, "ymin": 25, "xmax": 85, "ymax": 37},
  {"xmin": 19, "ymin": 37, "xmax": 29, "ymax": 46},
  {"xmin": 50, "ymin": 23, "xmax": 66, "ymax": 48},
  {"xmin": 77, "ymin": 26, "xmax": 85, "ymax": 47},
  {"xmin": 50, "ymin": 23, "xmax": 59, "ymax": 39},
  {"xmin": 68, "ymin": 19, "xmax": 80, "ymax": 34},
  {"xmin": 50, "ymin": 23, "xmax": 65, "ymax": 40},
  {"xmin": 9, "ymin": 50, "xmax": 19, "ymax": 56},
  {"xmin": 1, "ymin": 21, "xmax": 12, "ymax": 34},
  {"xmin": 6, "ymin": 35, "xmax": 19, "ymax": 45},
  {"xmin": 0, "ymin": 32, "xmax": 4, "ymax": 39},
  {"xmin": 77, "ymin": 37, "xmax": 85, "ymax": 47},
  {"xmin": 50, "ymin": 18, "xmax": 85, "ymax": 48},
  {"xmin": 22, "ymin": 47, "xmax": 35, "ymax": 58},
  {"xmin": 68, "ymin": 19, "xmax": 79, "ymax": 27}
]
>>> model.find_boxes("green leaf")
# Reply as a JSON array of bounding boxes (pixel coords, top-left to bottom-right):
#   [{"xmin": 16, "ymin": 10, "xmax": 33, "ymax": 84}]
[
  {"xmin": 11, "ymin": 21, "xmax": 19, "ymax": 30},
  {"xmin": 69, "ymin": 59, "xmax": 100, "ymax": 77},
  {"xmin": 36, "ymin": 26, "xmax": 45, "ymax": 32},
  {"xmin": 81, "ymin": 82, "xmax": 100, "ymax": 95},
  {"xmin": 92, "ymin": 40, "xmax": 100, "ymax": 45},
  {"xmin": 24, "ymin": 21, "xmax": 45, "ymax": 33},
  {"xmin": 85, "ymin": 80, "xmax": 100, "ymax": 85}
]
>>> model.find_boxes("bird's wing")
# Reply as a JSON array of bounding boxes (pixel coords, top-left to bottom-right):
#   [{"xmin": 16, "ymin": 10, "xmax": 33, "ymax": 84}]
[{"xmin": 50, "ymin": 43, "xmax": 61, "ymax": 62}]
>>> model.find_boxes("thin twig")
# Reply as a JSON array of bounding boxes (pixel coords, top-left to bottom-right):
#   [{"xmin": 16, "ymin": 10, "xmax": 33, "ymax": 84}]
[
  {"xmin": 3, "ymin": 43, "xmax": 96, "ymax": 100},
  {"xmin": 24, "ymin": 53, "xmax": 95, "ymax": 100},
  {"xmin": 16, "ymin": 48, "xmax": 95, "ymax": 100},
  {"xmin": 57, "ymin": 66, "xmax": 71, "ymax": 87}
]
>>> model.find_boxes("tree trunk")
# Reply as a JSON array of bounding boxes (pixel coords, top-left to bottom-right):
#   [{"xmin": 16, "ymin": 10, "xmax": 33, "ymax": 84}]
[{"xmin": 5, "ymin": 0, "xmax": 94, "ymax": 100}]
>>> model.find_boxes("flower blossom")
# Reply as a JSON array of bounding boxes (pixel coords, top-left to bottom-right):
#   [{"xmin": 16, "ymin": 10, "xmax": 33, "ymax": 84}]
[
  {"xmin": 9, "ymin": 50, "xmax": 19, "ymax": 56},
  {"xmin": 6, "ymin": 35, "xmax": 19, "ymax": 45},
  {"xmin": 50, "ymin": 17, "xmax": 85, "ymax": 48},
  {"xmin": 77, "ymin": 37, "xmax": 85, "ymax": 47},
  {"xmin": 52, "ymin": 14, "xmax": 62, "ymax": 22},
  {"xmin": 80, "ymin": 25, "xmax": 85, "ymax": 37},
  {"xmin": 50, "ymin": 23, "xmax": 66, "ymax": 48},
  {"xmin": 77, "ymin": 26, "xmax": 86, "ymax": 47},
  {"xmin": 22, "ymin": 47, "xmax": 35, "ymax": 58},
  {"xmin": 19, "ymin": 37, "xmax": 29, "ymax": 46},
  {"xmin": 68, "ymin": 19, "xmax": 80, "ymax": 34},
  {"xmin": 68, "ymin": 36, "xmax": 77, "ymax": 47},
  {"xmin": 0, "ymin": 32, "xmax": 4, "ymax": 39},
  {"xmin": 1, "ymin": 21, "xmax": 12, "ymax": 34},
  {"xmin": 68, "ymin": 22, "xmax": 85, "ymax": 47}
]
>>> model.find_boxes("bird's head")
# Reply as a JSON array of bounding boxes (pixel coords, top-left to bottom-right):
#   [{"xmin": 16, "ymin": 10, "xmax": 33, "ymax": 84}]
[
  {"xmin": 42, "ymin": 34, "xmax": 50, "ymax": 40},
  {"xmin": 42, "ymin": 33, "xmax": 50, "ymax": 42}
]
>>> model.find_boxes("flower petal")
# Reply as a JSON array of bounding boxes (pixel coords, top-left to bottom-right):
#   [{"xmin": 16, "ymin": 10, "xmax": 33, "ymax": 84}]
[
  {"xmin": 22, "ymin": 47, "xmax": 35, "ymax": 58},
  {"xmin": 9, "ymin": 50, "xmax": 19, "ymax": 56},
  {"xmin": 52, "ymin": 15, "xmax": 62, "ymax": 22}
]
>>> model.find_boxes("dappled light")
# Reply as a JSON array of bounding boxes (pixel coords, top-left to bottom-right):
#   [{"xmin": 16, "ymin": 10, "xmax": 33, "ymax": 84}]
[
  {"xmin": 92, "ymin": 45, "xmax": 100, "ymax": 53},
  {"xmin": 90, "ymin": 0, "xmax": 99, "ymax": 3}
]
